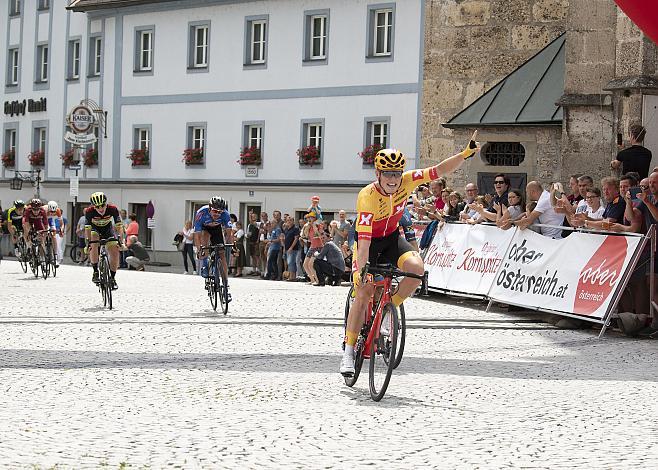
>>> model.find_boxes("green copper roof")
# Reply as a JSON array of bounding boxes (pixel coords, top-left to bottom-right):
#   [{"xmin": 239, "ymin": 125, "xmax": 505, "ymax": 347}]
[{"xmin": 444, "ymin": 33, "xmax": 565, "ymax": 128}]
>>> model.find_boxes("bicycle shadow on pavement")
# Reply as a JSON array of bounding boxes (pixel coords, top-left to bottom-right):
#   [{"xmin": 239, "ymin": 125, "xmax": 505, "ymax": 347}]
[{"xmin": 0, "ymin": 343, "xmax": 656, "ymax": 382}]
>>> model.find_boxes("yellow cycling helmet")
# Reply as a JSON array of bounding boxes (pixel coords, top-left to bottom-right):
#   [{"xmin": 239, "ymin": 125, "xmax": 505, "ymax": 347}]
[
  {"xmin": 90, "ymin": 192, "xmax": 107, "ymax": 207},
  {"xmin": 374, "ymin": 149, "xmax": 406, "ymax": 171}
]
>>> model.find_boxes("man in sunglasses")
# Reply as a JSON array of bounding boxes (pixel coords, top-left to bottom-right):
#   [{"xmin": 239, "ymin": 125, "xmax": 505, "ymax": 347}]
[
  {"xmin": 84, "ymin": 192, "xmax": 125, "ymax": 289},
  {"xmin": 341, "ymin": 131, "xmax": 480, "ymax": 376},
  {"xmin": 194, "ymin": 197, "xmax": 232, "ymax": 301}
]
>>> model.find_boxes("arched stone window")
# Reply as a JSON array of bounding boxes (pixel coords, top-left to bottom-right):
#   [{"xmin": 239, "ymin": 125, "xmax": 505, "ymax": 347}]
[{"xmin": 481, "ymin": 142, "xmax": 525, "ymax": 166}]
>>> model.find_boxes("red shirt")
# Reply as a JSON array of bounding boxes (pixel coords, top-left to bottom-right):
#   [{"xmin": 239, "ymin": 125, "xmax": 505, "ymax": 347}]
[{"xmin": 23, "ymin": 208, "xmax": 49, "ymax": 231}]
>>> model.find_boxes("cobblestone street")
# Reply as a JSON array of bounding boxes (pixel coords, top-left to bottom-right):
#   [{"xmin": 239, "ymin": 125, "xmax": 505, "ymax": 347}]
[{"xmin": 1, "ymin": 259, "xmax": 657, "ymax": 469}]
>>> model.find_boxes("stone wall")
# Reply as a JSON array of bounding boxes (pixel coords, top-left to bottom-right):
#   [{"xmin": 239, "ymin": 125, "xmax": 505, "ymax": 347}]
[{"xmin": 421, "ymin": 0, "xmax": 568, "ymax": 175}]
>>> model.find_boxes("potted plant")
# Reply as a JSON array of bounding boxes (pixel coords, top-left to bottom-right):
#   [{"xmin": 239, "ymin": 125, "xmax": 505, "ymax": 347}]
[
  {"xmin": 60, "ymin": 149, "xmax": 79, "ymax": 167},
  {"xmin": 28, "ymin": 150, "xmax": 45, "ymax": 167},
  {"xmin": 182, "ymin": 147, "xmax": 204, "ymax": 166},
  {"xmin": 238, "ymin": 146, "xmax": 261, "ymax": 166},
  {"xmin": 1, "ymin": 149, "xmax": 15, "ymax": 168},
  {"xmin": 358, "ymin": 143, "xmax": 383, "ymax": 166},
  {"xmin": 83, "ymin": 148, "xmax": 98, "ymax": 167},
  {"xmin": 127, "ymin": 148, "xmax": 149, "ymax": 167},
  {"xmin": 297, "ymin": 145, "xmax": 321, "ymax": 166}
]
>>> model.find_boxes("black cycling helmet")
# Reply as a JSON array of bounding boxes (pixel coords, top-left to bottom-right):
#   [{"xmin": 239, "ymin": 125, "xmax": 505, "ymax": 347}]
[
  {"xmin": 13, "ymin": 199, "xmax": 25, "ymax": 208},
  {"xmin": 209, "ymin": 196, "xmax": 227, "ymax": 211}
]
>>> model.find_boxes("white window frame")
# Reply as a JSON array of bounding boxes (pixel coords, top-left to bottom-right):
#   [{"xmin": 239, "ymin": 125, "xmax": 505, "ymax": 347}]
[
  {"xmin": 139, "ymin": 30, "xmax": 153, "ymax": 71},
  {"xmin": 310, "ymin": 15, "xmax": 327, "ymax": 60},
  {"xmin": 372, "ymin": 122, "xmax": 388, "ymax": 147},
  {"xmin": 307, "ymin": 123, "xmax": 322, "ymax": 151},
  {"xmin": 38, "ymin": 45, "xmax": 48, "ymax": 82},
  {"xmin": 73, "ymin": 41, "xmax": 80, "ymax": 78},
  {"xmin": 250, "ymin": 21, "xmax": 266, "ymax": 64},
  {"xmin": 373, "ymin": 9, "xmax": 393, "ymax": 57},
  {"xmin": 193, "ymin": 25, "xmax": 208, "ymax": 68},
  {"xmin": 93, "ymin": 37, "xmax": 102, "ymax": 76},
  {"xmin": 192, "ymin": 127, "xmax": 205, "ymax": 150},
  {"xmin": 9, "ymin": 48, "xmax": 19, "ymax": 85},
  {"xmin": 138, "ymin": 128, "xmax": 150, "ymax": 150},
  {"xmin": 8, "ymin": 129, "xmax": 17, "ymax": 152},
  {"xmin": 10, "ymin": 0, "xmax": 20, "ymax": 16},
  {"xmin": 37, "ymin": 128, "xmax": 47, "ymax": 152},
  {"xmin": 248, "ymin": 125, "xmax": 262, "ymax": 149}
]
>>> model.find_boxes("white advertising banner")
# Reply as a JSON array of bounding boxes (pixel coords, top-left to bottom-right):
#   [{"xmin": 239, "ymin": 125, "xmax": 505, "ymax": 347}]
[
  {"xmin": 424, "ymin": 223, "xmax": 516, "ymax": 296},
  {"xmin": 487, "ymin": 229, "xmax": 643, "ymax": 319}
]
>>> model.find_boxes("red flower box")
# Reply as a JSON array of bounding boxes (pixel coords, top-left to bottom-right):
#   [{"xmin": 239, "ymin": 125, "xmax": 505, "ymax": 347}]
[
  {"xmin": 83, "ymin": 148, "xmax": 98, "ymax": 167},
  {"xmin": 358, "ymin": 144, "xmax": 384, "ymax": 165},
  {"xmin": 1, "ymin": 150, "xmax": 15, "ymax": 168},
  {"xmin": 297, "ymin": 145, "xmax": 321, "ymax": 166},
  {"xmin": 127, "ymin": 148, "xmax": 149, "ymax": 167},
  {"xmin": 28, "ymin": 150, "xmax": 45, "ymax": 167},
  {"xmin": 60, "ymin": 149, "xmax": 80, "ymax": 167},
  {"xmin": 238, "ymin": 146, "xmax": 261, "ymax": 166},
  {"xmin": 182, "ymin": 148, "xmax": 204, "ymax": 165}
]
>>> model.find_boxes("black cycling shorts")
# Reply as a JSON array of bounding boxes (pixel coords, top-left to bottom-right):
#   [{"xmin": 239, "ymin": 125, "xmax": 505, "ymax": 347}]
[
  {"xmin": 89, "ymin": 224, "xmax": 115, "ymax": 241},
  {"xmin": 203, "ymin": 225, "xmax": 225, "ymax": 245},
  {"xmin": 357, "ymin": 229, "xmax": 416, "ymax": 268}
]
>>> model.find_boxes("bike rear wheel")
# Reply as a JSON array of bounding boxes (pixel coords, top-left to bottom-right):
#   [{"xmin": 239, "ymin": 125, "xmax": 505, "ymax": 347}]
[
  {"xmin": 393, "ymin": 303, "xmax": 406, "ymax": 369},
  {"xmin": 368, "ymin": 302, "xmax": 399, "ymax": 401}
]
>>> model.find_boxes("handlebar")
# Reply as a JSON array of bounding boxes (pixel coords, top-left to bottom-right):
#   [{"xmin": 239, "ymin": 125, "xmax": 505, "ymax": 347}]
[
  {"xmin": 360, "ymin": 261, "xmax": 429, "ymax": 295},
  {"xmin": 88, "ymin": 237, "xmax": 121, "ymax": 246}
]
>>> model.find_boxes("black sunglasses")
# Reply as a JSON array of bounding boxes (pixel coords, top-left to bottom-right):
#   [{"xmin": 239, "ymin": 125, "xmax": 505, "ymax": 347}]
[{"xmin": 494, "ymin": 180, "xmax": 505, "ymax": 184}]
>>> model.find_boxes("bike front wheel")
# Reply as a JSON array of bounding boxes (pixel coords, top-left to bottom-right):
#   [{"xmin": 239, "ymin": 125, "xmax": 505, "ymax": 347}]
[
  {"xmin": 393, "ymin": 303, "xmax": 406, "ymax": 369},
  {"xmin": 368, "ymin": 302, "xmax": 399, "ymax": 401},
  {"xmin": 39, "ymin": 246, "xmax": 49, "ymax": 279},
  {"xmin": 343, "ymin": 336, "xmax": 365, "ymax": 387},
  {"xmin": 18, "ymin": 240, "xmax": 28, "ymax": 273}
]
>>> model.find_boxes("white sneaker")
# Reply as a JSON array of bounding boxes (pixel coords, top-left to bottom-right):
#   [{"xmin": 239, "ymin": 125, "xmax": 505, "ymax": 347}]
[
  {"xmin": 340, "ymin": 354, "xmax": 355, "ymax": 376},
  {"xmin": 380, "ymin": 310, "xmax": 392, "ymax": 336},
  {"xmin": 183, "ymin": 271, "xmax": 189, "ymax": 275},
  {"xmin": 192, "ymin": 270, "xmax": 197, "ymax": 275}
]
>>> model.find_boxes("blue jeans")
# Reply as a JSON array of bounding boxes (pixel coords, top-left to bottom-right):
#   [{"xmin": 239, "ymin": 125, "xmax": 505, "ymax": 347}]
[
  {"xmin": 286, "ymin": 249, "xmax": 299, "ymax": 275},
  {"xmin": 267, "ymin": 247, "xmax": 280, "ymax": 280}
]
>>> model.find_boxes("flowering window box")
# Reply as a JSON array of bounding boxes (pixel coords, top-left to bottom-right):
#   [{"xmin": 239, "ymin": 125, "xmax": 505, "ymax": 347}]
[
  {"xmin": 28, "ymin": 150, "xmax": 45, "ymax": 167},
  {"xmin": 83, "ymin": 148, "xmax": 99, "ymax": 167},
  {"xmin": 127, "ymin": 148, "xmax": 149, "ymax": 167},
  {"xmin": 297, "ymin": 145, "xmax": 321, "ymax": 167},
  {"xmin": 182, "ymin": 148, "xmax": 204, "ymax": 166},
  {"xmin": 358, "ymin": 144, "xmax": 383, "ymax": 166},
  {"xmin": 238, "ymin": 146, "xmax": 261, "ymax": 166},
  {"xmin": 60, "ymin": 149, "xmax": 80, "ymax": 167},
  {"xmin": 1, "ymin": 150, "xmax": 16, "ymax": 168}
]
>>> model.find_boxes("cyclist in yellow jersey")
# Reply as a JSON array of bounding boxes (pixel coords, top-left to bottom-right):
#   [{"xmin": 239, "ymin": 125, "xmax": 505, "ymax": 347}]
[{"xmin": 340, "ymin": 131, "xmax": 480, "ymax": 376}]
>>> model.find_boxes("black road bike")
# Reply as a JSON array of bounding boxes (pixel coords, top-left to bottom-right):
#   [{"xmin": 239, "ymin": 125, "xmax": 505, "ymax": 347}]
[
  {"xmin": 201, "ymin": 243, "xmax": 232, "ymax": 314},
  {"xmin": 89, "ymin": 238, "xmax": 117, "ymax": 310}
]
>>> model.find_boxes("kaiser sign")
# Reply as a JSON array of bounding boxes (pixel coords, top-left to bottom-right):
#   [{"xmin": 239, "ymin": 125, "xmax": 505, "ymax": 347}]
[{"xmin": 68, "ymin": 104, "xmax": 96, "ymax": 133}]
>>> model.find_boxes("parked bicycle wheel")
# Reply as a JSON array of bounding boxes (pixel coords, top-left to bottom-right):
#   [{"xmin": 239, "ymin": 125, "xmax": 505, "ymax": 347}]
[
  {"xmin": 70, "ymin": 244, "xmax": 80, "ymax": 264},
  {"xmin": 369, "ymin": 302, "xmax": 399, "ymax": 401}
]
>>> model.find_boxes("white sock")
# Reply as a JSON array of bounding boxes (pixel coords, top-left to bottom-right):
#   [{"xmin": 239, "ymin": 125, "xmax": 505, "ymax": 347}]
[{"xmin": 344, "ymin": 345, "xmax": 354, "ymax": 357}]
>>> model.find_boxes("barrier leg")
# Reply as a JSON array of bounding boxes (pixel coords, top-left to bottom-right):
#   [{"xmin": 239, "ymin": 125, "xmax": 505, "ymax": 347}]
[{"xmin": 485, "ymin": 299, "xmax": 494, "ymax": 313}]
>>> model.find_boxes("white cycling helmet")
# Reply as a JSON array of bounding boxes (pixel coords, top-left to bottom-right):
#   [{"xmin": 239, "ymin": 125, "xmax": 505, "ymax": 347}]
[{"xmin": 47, "ymin": 200, "xmax": 59, "ymax": 212}]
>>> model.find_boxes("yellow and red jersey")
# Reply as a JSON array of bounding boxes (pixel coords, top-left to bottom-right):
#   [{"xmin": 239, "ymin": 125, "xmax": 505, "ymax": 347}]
[{"xmin": 355, "ymin": 166, "xmax": 439, "ymax": 241}]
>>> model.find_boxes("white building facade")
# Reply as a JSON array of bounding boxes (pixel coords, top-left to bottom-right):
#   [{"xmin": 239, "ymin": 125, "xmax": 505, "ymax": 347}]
[{"xmin": 2, "ymin": 0, "xmax": 425, "ymax": 263}]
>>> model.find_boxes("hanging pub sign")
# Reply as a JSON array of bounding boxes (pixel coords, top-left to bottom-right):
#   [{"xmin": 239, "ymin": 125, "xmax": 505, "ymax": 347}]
[{"xmin": 65, "ymin": 103, "xmax": 98, "ymax": 146}]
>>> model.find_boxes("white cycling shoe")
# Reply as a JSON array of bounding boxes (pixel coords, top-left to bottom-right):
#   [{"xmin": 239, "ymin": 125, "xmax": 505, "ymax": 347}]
[
  {"xmin": 380, "ymin": 310, "xmax": 392, "ymax": 336},
  {"xmin": 340, "ymin": 354, "xmax": 355, "ymax": 376}
]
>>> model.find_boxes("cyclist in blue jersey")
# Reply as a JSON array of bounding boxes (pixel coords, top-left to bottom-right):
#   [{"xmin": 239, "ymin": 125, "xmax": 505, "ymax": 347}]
[{"xmin": 194, "ymin": 197, "xmax": 232, "ymax": 296}]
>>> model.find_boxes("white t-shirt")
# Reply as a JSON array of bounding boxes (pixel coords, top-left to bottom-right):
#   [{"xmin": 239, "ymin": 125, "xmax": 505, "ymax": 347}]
[
  {"xmin": 587, "ymin": 205, "xmax": 605, "ymax": 220},
  {"xmin": 575, "ymin": 199, "xmax": 589, "ymax": 214},
  {"xmin": 183, "ymin": 227, "xmax": 194, "ymax": 244},
  {"xmin": 534, "ymin": 190, "xmax": 565, "ymax": 238}
]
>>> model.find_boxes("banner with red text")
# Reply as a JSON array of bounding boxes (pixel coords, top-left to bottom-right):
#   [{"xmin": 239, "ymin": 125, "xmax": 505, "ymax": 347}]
[
  {"xmin": 424, "ymin": 223, "xmax": 515, "ymax": 296},
  {"xmin": 487, "ymin": 229, "xmax": 643, "ymax": 319}
]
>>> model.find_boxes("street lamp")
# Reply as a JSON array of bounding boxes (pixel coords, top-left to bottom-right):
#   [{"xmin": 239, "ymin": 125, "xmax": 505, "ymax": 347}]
[{"xmin": 8, "ymin": 169, "xmax": 42, "ymax": 199}]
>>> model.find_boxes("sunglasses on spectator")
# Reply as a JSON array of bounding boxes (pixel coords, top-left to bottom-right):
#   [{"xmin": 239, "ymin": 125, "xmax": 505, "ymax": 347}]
[
  {"xmin": 381, "ymin": 171, "xmax": 403, "ymax": 178},
  {"xmin": 494, "ymin": 180, "xmax": 505, "ymax": 184}
]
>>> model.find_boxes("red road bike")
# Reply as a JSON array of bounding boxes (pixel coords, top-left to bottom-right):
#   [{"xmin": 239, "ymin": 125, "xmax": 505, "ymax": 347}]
[{"xmin": 343, "ymin": 262, "xmax": 427, "ymax": 401}]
